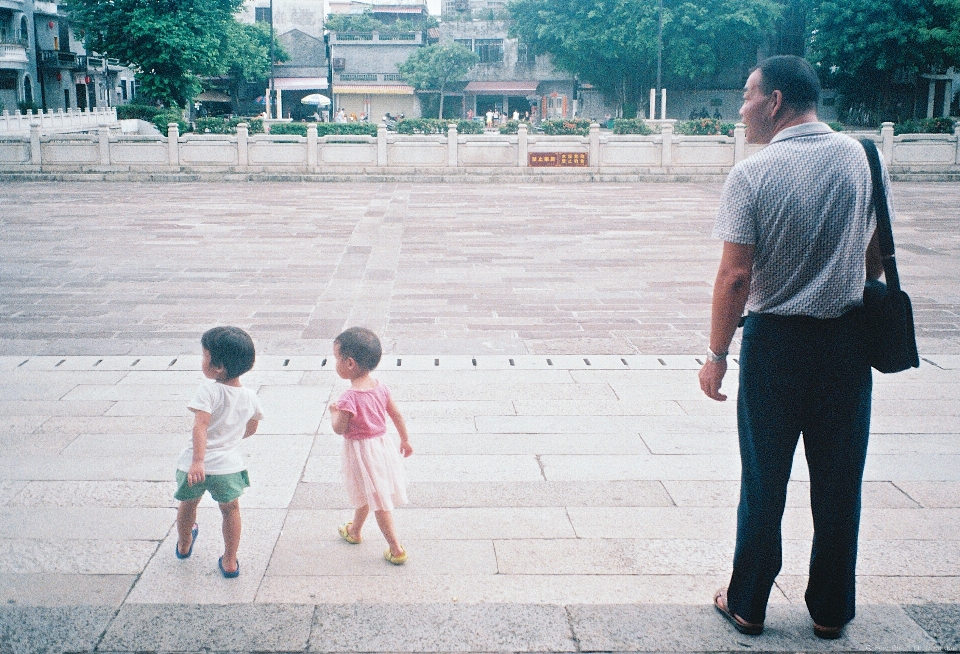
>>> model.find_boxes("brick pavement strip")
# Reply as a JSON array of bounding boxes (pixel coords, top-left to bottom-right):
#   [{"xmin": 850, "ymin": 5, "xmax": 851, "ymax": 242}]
[
  {"xmin": 0, "ymin": 181, "xmax": 958, "ymax": 653},
  {"xmin": 0, "ymin": 181, "xmax": 958, "ymax": 356}
]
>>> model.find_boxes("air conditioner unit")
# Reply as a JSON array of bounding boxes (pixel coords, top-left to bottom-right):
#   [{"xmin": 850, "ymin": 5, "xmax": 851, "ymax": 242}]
[{"xmin": 332, "ymin": 58, "xmax": 345, "ymax": 70}]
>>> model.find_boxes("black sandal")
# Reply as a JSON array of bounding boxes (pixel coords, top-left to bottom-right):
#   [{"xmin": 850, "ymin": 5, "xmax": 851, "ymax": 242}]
[{"xmin": 714, "ymin": 588, "xmax": 764, "ymax": 636}]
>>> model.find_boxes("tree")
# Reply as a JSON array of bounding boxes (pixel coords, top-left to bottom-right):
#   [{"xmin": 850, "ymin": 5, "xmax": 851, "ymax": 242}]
[
  {"xmin": 218, "ymin": 21, "xmax": 289, "ymax": 112},
  {"xmin": 399, "ymin": 43, "xmax": 479, "ymax": 118},
  {"xmin": 810, "ymin": 0, "xmax": 960, "ymax": 122},
  {"xmin": 63, "ymin": 0, "xmax": 274, "ymax": 106},
  {"xmin": 507, "ymin": 0, "xmax": 781, "ymax": 116}
]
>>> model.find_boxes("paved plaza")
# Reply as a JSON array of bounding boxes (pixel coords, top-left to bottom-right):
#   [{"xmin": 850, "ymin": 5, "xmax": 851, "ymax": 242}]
[{"xmin": 0, "ymin": 181, "xmax": 958, "ymax": 653}]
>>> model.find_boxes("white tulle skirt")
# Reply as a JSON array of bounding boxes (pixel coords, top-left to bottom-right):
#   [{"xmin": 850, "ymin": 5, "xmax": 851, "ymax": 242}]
[{"xmin": 341, "ymin": 432, "xmax": 408, "ymax": 512}]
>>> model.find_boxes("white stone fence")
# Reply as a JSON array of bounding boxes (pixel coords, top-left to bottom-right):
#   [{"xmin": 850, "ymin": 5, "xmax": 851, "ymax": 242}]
[
  {"xmin": 1, "ymin": 120, "xmax": 958, "ymax": 177},
  {"xmin": 0, "ymin": 107, "xmax": 118, "ymax": 136}
]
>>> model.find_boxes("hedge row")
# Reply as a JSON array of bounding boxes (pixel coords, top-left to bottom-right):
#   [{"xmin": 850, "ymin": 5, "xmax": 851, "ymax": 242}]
[
  {"xmin": 893, "ymin": 117, "xmax": 956, "ymax": 135},
  {"xmin": 268, "ymin": 122, "xmax": 378, "ymax": 136},
  {"xmin": 395, "ymin": 118, "xmax": 483, "ymax": 134}
]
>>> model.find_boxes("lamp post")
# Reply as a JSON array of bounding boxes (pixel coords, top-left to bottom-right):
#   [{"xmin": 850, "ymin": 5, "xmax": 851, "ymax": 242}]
[
  {"xmin": 656, "ymin": 0, "xmax": 662, "ymax": 119},
  {"xmin": 269, "ymin": 0, "xmax": 275, "ymax": 119}
]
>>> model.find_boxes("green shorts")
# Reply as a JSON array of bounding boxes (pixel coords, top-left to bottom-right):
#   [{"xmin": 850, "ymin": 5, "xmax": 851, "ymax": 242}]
[{"xmin": 174, "ymin": 470, "xmax": 250, "ymax": 504}]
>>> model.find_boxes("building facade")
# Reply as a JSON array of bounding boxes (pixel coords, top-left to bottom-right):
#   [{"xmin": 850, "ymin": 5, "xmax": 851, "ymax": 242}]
[
  {"xmin": 327, "ymin": 2, "xmax": 428, "ymax": 120},
  {"xmin": 0, "ymin": 0, "xmax": 36, "ymax": 112},
  {"xmin": 439, "ymin": 19, "xmax": 575, "ymax": 120}
]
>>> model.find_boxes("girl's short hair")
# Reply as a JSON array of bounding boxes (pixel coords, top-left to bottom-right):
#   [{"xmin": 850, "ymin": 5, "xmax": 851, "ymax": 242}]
[
  {"xmin": 334, "ymin": 327, "xmax": 382, "ymax": 371},
  {"xmin": 201, "ymin": 326, "xmax": 256, "ymax": 379}
]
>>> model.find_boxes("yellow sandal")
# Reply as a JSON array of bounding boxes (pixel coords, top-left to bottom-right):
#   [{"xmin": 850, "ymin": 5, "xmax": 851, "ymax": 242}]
[
  {"xmin": 338, "ymin": 522, "xmax": 361, "ymax": 544},
  {"xmin": 384, "ymin": 546, "xmax": 407, "ymax": 565}
]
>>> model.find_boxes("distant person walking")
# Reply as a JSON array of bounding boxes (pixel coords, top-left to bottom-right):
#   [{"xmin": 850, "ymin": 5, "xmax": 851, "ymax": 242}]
[
  {"xmin": 329, "ymin": 327, "xmax": 413, "ymax": 565},
  {"xmin": 699, "ymin": 55, "xmax": 890, "ymax": 639}
]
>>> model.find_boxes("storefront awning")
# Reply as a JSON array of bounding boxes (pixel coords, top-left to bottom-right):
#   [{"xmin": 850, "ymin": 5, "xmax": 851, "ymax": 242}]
[
  {"xmin": 463, "ymin": 81, "xmax": 540, "ymax": 94},
  {"xmin": 333, "ymin": 84, "xmax": 415, "ymax": 95},
  {"xmin": 196, "ymin": 91, "xmax": 231, "ymax": 102},
  {"xmin": 273, "ymin": 77, "xmax": 329, "ymax": 91}
]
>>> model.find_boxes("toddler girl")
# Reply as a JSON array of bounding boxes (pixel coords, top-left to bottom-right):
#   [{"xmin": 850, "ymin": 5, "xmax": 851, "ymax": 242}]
[{"xmin": 328, "ymin": 327, "xmax": 413, "ymax": 564}]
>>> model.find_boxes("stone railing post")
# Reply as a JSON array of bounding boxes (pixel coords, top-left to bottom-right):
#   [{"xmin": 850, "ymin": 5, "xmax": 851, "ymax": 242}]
[
  {"xmin": 447, "ymin": 123, "xmax": 458, "ymax": 167},
  {"xmin": 660, "ymin": 121, "xmax": 674, "ymax": 168},
  {"xmin": 954, "ymin": 123, "xmax": 960, "ymax": 165},
  {"xmin": 236, "ymin": 122, "xmax": 249, "ymax": 168},
  {"xmin": 377, "ymin": 123, "xmax": 388, "ymax": 167},
  {"xmin": 881, "ymin": 122, "xmax": 894, "ymax": 164},
  {"xmin": 589, "ymin": 122, "xmax": 600, "ymax": 167},
  {"xmin": 518, "ymin": 123, "xmax": 528, "ymax": 167},
  {"xmin": 734, "ymin": 122, "xmax": 746, "ymax": 163},
  {"xmin": 167, "ymin": 123, "xmax": 179, "ymax": 167},
  {"xmin": 307, "ymin": 124, "xmax": 318, "ymax": 168},
  {"xmin": 98, "ymin": 126, "xmax": 110, "ymax": 165},
  {"xmin": 29, "ymin": 123, "xmax": 41, "ymax": 166}
]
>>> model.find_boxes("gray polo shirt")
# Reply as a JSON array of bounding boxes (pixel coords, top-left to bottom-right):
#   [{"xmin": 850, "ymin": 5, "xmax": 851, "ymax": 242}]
[{"xmin": 714, "ymin": 122, "xmax": 892, "ymax": 318}]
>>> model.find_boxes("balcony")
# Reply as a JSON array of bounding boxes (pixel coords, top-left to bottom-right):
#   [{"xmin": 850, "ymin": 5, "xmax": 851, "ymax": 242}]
[
  {"xmin": 0, "ymin": 43, "xmax": 27, "ymax": 67},
  {"xmin": 78, "ymin": 55, "xmax": 105, "ymax": 71},
  {"xmin": 39, "ymin": 49, "xmax": 80, "ymax": 69},
  {"xmin": 336, "ymin": 73, "xmax": 407, "ymax": 83},
  {"xmin": 0, "ymin": 31, "xmax": 28, "ymax": 47},
  {"xmin": 330, "ymin": 31, "xmax": 422, "ymax": 45}
]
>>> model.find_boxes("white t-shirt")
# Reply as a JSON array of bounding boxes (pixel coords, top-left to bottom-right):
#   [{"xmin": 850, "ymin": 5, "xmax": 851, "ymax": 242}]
[{"xmin": 177, "ymin": 381, "xmax": 265, "ymax": 475}]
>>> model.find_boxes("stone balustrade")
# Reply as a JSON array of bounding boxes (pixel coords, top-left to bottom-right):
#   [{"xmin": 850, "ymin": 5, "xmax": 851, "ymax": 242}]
[
  {"xmin": 0, "ymin": 106, "xmax": 118, "ymax": 136},
  {"xmin": 1, "ymin": 120, "xmax": 958, "ymax": 179}
]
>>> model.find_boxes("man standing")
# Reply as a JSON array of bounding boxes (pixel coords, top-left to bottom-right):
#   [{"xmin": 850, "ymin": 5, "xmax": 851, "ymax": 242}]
[{"xmin": 699, "ymin": 55, "xmax": 888, "ymax": 639}]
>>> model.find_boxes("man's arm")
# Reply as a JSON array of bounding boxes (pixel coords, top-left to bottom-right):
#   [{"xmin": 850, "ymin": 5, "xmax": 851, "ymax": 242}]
[{"xmin": 699, "ymin": 241, "xmax": 755, "ymax": 402}]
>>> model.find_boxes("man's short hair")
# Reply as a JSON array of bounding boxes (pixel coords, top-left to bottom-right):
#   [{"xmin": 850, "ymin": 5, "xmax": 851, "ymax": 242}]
[
  {"xmin": 334, "ymin": 327, "xmax": 382, "ymax": 371},
  {"xmin": 757, "ymin": 55, "xmax": 820, "ymax": 112},
  {"xmin": 201, "ymin": 326, "xmax": 256, "ymax": 379}
]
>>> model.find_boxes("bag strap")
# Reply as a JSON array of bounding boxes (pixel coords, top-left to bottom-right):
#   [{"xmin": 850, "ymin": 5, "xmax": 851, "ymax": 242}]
[{"xmin": 860, "ymin": 138, "xmax": 901, "ymax": 292}]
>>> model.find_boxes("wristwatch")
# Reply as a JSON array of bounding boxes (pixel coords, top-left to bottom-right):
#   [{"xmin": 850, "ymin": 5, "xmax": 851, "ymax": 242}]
[{"xmin": 706, "ymin": 347, "xmax": 728, "ymax": 363}]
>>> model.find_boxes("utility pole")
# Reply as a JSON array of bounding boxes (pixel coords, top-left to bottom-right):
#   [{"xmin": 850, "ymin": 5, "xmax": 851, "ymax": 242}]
[
  {"xmin": 269, "ymin": 0, "xmax": 275, "ymax": 119},
  {"xmin": 656, "ymin": 0, "xmax": 663, "ymax": 117}
]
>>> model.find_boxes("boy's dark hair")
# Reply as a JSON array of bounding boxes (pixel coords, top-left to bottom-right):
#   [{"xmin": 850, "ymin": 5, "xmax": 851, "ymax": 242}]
[
  {"xmin": 334, "ymin": 327, "xmax": 382, "ymax": 371},
  {"xmin": 201, "ymin": 326, "xmax": 256, "ymax": 379},
  {"xmin": 757, "ymin": 55, "xmax": 820, "ymax": 113}
]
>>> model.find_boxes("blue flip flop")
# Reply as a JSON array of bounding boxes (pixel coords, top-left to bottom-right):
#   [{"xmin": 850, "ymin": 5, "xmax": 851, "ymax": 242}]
[
  {"xmin": 218, "ymin": 556, "xmax": 240, "ymax": 578},
  {"xmin": 175, "ymin": 523, "xmax": 198, "ymax": 559}
]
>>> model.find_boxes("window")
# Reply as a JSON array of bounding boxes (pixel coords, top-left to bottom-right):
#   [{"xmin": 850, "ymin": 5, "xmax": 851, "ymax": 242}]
[
  {"xmin": 517, "ymin": 44, "xmax": 535, "ymax": 65},
  {"xmin": 474, "ymin": 39, "xmax": 503, "ymax": 64},
  {"xmin": 255, "ymin": 7, "xmax": 271, "ymax": 23}
]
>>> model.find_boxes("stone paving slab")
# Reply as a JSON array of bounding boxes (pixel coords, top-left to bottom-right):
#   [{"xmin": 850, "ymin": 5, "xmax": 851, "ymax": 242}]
[
  {"xmin": 1, "ymin": 180, "xmax": 959, "ymax": 652},
  {"xmin": 2, "ymin": 182, "xmax": 958, "ymax": 356}
]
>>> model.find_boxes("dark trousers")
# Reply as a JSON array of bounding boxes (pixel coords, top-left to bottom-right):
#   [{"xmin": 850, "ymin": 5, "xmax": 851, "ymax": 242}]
[{"xmin": 727, "ymin": 311, "xmax": 872, "ymax": 628}]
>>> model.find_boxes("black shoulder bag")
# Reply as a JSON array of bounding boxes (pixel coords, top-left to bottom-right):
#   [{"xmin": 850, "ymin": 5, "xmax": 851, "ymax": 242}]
[{"xmin": 859, "ymin": 138, "xmax": 920, "ymax": 373}]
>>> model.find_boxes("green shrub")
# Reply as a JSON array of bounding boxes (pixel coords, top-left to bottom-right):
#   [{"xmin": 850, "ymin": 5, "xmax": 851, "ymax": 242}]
[
  {"xmin": 893, "ymin": 117, "xmax": 956, "ymax": 135},
  {"xmin": 826, "ymin": 121, "xmax": 843, "ymax": 132},
  {"xmin": 457, "ymin": 119, "xmax": 485, "ymax": 134},
  {"xmin": 539, "ymin": 119, "xmax": 591, "ymax": 136},
  {"xmin": 116, "ymin": 104, "xmax": 163, "ymax": 121},
  {"xmin": 612, "ymin": 119, "xmax": 653, "ymax": 135},
  {"xmin": 153, "ymin": 108, "xmax": 189, "ymax": 135},
  {"xmin": 315, "ymin": 122, "xmax": 377, "ymax": 137},
  {"xmin": 499, "ymin": 120, "xmax": 531, "ymax": 134},
  {"xmin": 268, "ymin": 122, "xmax": 308, "ymax": 136},
  {"xmin": 674, "ymin": 118, "xmax": 735, "ymax": 136},
  {"xmin": 191, "ymin": 117, "xmax": 264, "ymax": 134},
  {"xmin": 396, "ymin": 118, "xmax": 448, "ymax": 134}
]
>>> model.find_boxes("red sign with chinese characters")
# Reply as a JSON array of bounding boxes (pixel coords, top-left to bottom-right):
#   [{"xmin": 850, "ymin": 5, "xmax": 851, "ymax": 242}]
[{"xmin": 529, "ymin": 152, "xmax": 588, "ymax": 167}]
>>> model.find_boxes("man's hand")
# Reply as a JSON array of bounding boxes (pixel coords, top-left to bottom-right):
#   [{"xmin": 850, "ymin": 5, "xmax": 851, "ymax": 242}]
[{"xmin": 699, "ymin": 359, "xmax": 729, "ymax": 401}]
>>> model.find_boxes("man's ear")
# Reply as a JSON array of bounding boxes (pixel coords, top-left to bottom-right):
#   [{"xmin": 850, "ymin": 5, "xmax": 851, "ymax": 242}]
[{"xmin": 768, "ymin": 89, "xmax": 784, "ymax": 117}]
